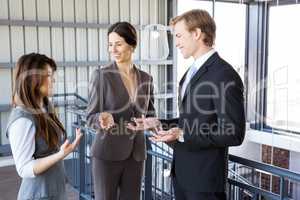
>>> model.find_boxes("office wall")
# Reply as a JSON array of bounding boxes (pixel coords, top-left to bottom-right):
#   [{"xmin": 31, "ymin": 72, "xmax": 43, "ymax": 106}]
[{"xmin": 0, "ymin": 0, "xmax": 175, "ymax": 145}]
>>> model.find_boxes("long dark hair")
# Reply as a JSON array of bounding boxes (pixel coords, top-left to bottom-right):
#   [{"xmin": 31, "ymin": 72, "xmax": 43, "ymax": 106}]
[{"xmin": 13, "ymin": 53, "xmax": 66, "ymax": 149}]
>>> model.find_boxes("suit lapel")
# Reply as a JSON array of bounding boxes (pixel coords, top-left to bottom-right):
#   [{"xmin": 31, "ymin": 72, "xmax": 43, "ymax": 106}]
[
  {"xmin": 180, "ymin": 66, "xmax": 208, "ymax": 104},
  {"xmin": 134, "ymin": 64, "xmax": 143, "ymax": 105},
  {"xmin": 179, "ymin": 52, "xmax": 219, "ymax": 107},
  {"xmin": 131, "ymin": 64, "xmax": 149, "ymax": 116},
  {"xmin": 111, "ymin": 62, "xmax": 131, "ymax": 103},
  {"xmin": 178, "ymin": 69, "xmax": 189, "ymax": 101}
]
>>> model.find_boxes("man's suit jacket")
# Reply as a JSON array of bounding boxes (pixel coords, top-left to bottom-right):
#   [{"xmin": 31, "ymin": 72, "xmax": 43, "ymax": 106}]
[
  {"xmin": 164, "ymin": 52, "xmax": 245, "ymax": 192},
  {"xmin": 86, "ymin": 62, "xmax": 155, "ymax": 162}
]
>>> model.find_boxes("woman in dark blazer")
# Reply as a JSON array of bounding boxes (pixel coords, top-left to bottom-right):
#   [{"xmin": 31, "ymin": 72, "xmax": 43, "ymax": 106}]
[{"xmin": 86, "ymin": 22, "xmax": 156, "ymax": 200}]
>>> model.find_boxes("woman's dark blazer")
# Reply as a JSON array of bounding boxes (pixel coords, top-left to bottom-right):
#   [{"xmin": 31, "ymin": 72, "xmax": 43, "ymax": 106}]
[{"xmin": 86, "ymin": 62, "xmax": 155, "ymax": 161}]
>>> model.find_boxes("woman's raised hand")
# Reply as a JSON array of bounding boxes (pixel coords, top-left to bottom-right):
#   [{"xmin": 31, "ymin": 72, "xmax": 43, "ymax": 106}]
[{"xmin": 59, "ymin": 128, "xmax": 83, "ymax": 158}]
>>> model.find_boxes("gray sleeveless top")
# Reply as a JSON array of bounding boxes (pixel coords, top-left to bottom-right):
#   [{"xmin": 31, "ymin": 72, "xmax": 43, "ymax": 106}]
[{"xmin": 6, "ymin": 107, "xmax": 67, "ymax": 200}]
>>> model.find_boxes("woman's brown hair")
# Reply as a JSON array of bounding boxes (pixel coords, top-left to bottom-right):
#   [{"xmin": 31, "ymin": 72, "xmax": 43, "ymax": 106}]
[
  {"xmin": 108, "ymin": 21, "xmax": 137, "ymax": 49},
  {"xmin": 13, "ymin": 53, "xmax": 66, "ymax": 150}
]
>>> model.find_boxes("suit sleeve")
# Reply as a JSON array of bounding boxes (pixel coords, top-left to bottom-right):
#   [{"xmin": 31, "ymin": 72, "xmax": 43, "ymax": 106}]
[
  {"xmin": 86, "ymin": 69, "xmax": 104, "ymax": 130},
  {"xmin": 183, "ymin": 68, "xmax": 245, "ymax": 150}
]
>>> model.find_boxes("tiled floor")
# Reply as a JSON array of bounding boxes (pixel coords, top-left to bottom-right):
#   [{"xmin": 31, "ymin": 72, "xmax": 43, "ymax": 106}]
[{"xmin": 0, "ymin": 165, "xmax": 79, "ymax": 200}]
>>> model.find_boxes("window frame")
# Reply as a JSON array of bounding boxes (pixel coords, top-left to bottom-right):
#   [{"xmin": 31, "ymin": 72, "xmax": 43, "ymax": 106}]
[{"xmin": 261, "ymin": 1, "xmax": 300, "ymax": 135}]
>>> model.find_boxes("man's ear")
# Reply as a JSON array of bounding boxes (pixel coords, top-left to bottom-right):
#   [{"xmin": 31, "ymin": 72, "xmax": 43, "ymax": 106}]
[{"xmin": 193, "ymin": 28, "xmax": 202, "ymax": 41}]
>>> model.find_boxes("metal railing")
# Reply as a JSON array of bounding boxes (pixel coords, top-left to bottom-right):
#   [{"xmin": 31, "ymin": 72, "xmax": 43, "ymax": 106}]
[{"xmin": 61, "ymin": 94, "xmax": 300, "ymax": 200}]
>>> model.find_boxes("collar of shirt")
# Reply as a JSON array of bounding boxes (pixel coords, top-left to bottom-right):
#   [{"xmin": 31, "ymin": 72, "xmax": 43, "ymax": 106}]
[{"xmin": 192, "ymin": 48, "xmax": 216, "ymax": 72}]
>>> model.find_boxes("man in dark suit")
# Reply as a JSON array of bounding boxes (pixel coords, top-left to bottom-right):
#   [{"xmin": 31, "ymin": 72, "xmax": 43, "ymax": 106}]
[{"xmin": 147, "ymin": 9, "xmax": 246, "ymax": 200}]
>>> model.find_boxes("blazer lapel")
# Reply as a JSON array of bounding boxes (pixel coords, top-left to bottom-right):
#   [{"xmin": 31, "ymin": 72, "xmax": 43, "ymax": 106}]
[
  {"xmin": 180, "ymin": 66, "xmax": 208, "ymax": 105},
  {"xmin": 178, "ymin": 69, "xmax": 189, "ymax": 102},
  {"xmin": 111, "ymin": 62, "xmax": 131, "ymax": 103},
  {"xmin": 134, "ymin": 64, "xmax": 143, "ymax": 103},
  {"xmin": 127, "ymin": 65, "xmax": 150, "ymax": 116},
  {"xmin": 179, "ymin": 52, "xmax": 219, "ymax": 107}
]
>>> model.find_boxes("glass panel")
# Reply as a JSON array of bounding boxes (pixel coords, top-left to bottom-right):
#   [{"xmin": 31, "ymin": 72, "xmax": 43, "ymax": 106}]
[
  {"xmin": 177, "ymin": 0, "xmax": 213, "ymax": 84},
  {"xmin": 266, "ymin": 4, "xmax": 300, "ymax": 133},
  {"xmin": 215, "ymin": 2, "xmax": 246, "ymax": 81}
]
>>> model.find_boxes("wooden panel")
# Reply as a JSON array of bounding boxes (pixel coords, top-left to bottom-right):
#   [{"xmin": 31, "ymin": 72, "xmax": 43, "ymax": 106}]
[
  {"xmin": 24, "ymin": 27, "xmax": 37, "ymax": 53},
  {"xmin": 76, "ymin": 28, "xmax": 88, "ymax": 61},
  {"xmin": 0, "ymin": 27, "xmax": 10, "ymax": 62},
  {"xmin": 11, "ymin": 26, "xmax": 24, "ymax": 61},
  {"xmin": 23, "ymin": 0, "xmax": 36, "ymax": 20},
  {"xmin": 9, "ymin": 0, "xmax": 22, "ymax": 20},
  {"xmin": 37, "ymin": 0, "xmax": 50, "ymax": 21},
  {"xmin": 38, "ymin": 27, "xmax": 51, "ymax": 55}
]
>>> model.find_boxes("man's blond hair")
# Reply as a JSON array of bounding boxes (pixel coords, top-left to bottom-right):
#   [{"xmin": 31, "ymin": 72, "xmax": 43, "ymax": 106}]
[{"xmin": 170, "ymin": 9, "xmax": 216, "ymax": 47}]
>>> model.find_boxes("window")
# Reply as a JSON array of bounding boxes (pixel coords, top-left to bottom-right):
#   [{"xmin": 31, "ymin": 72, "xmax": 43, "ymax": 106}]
[
  {"xmin": 176, "ymin": 1, "xmax": 246, "ymax": 83},
  {"xmin": 266, "ymin": 4, "xmax": 300, "ymax": 133},
  {"xmin": 177, "ymin": 0, "xmax": 213, "ymax": 84},
  {"xmin": 215, "ymin": 2, "xmax": 246, "ymax": 82}
]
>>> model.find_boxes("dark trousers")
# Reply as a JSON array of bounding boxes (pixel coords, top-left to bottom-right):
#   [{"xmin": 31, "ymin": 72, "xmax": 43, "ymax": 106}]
[
  {"xmin": 92, "ymin": 156, "xmax": 144, "ymax": 200},
  {"xmin": 173, "ymin": 176, "xmax": 227, "ymax": 200}
]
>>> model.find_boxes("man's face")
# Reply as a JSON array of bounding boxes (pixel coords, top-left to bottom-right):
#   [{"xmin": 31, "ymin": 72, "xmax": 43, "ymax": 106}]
[{"xmin": 174, "ymin": 20, "xmax": 198, "ymax": 59}]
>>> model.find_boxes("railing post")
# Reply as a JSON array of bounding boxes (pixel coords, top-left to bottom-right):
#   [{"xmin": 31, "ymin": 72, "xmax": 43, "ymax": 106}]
[
  {"xmin": 228, "ymin": 183, "xmax": 232, "ymax": 200},
  {"xmin": 254, "ymin": 192, "xmax": 259, "ymax": 200},
  {"xmin": 233, "ymin": 163, "xmax": 236, "ymax": 200},
  {"xmin": 78, "ymin": 117, "xmax": 86, "ymax": 200},
  {"xmin": 251, "ymin": 168, "xmax": 255, "ymax": 185},
  {"xmin": 280, "ymin": 177, "xmax": 285, "ymax": 200},
  {"xmin": 145, "ymin": 137, "xmax": 152, "ymax": 200}
]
